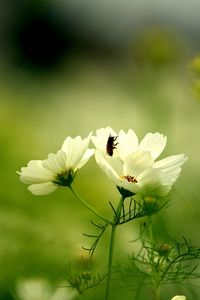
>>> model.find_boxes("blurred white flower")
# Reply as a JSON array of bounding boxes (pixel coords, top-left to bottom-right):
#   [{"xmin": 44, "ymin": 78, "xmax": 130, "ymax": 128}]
[
  {"xmin": 16, "ymin": 278, "xmax": 77, "ymax": 300},
  {"xmin": 92, "ymin": 127, "xmax": 187, "ymax": 197},
  {"xmin": 171, "ymin": 296, "xmax": 186, "ymax": 300},
  {"xmin": 18, "ymin": 134, "xmax": 94, "ymax": 195}
]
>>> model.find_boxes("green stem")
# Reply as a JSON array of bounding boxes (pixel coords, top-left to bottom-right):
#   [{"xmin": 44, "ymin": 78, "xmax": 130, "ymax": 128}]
[
  {"xmin": 154, "ymin": 286, "xmax": 160, "ymax": 300},
  {"xmin": 148, "ymin": 216, "xmax": 154, "ymax": 245},
  {"xmin": 69, "ymin": 186, "xmax": 110, "ymax": 223},
  {"xmin": 105, "ymin": 196, "xmax": 125, "ymax": 300},
  {"xmin": 105, "ymin": 224, "xmax": 117, "ymax": 300},
  {"xmin": 148, "ymin": 217, "xmax": 161, "ymax": 300},
  {"xmin": 115, "ymin": 196, "xmax": 124, "ymax": 223}
]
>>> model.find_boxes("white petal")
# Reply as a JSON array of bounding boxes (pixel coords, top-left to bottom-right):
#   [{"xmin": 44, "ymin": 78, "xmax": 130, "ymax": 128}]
[
  {"xmin": 95, "ymin": 151, "xmax": 121, "ymax": 185},
  {"xmin": 106, "ymin": 155, "xmax": 123, "ymax": 176},
  {"xmin": 139, "ymin": 132, "xmax": 167, "ymax": 160},
  {"xmin": 76, "ymin": 148, "xmax": 94, "ymax": 169},
  {"xmin": 137, "ymin": 168, "xmax": 170, "ymax": 196},
  {"xmin": 117, "ymin": 129, "xmax": 139, "ymax": 160},
  {"xmin": 154, "ymin": 154, "xmax": 187, "ymax": 171},
  {"xmin": 18, "ymin": 160, "xmax": 55, "ymax": 184},
  {"xmin": 61, "ymin": 136, "xmax": 80, "ymax": 165},
  {"xmin": 123, "ymin": 151, "xmax": 154, "ymax": 178},
  {"xmin": 28, "ymin": 182, "xmax": 57, "ymax": 195},
  {"xmin": 61, "ymin": 133, "xmax": 92, "ymax": 169},
  {"xmin": 159, "ymin": 168, "xmax": 183, "ymax": 187},
  {"xmin": 154, "ymin": 154, "xmax": 187, "ymax": 187},
  {"xmin": 72, "ymin": 133, "xmax": 92, "ymax": 169},
  {"xmin": 27, "ymin": 160, "xmax": 43, "ymax": 167},
  {"xmin": 42, "ymin": 150, "xmax": 67, "ymax": 173},
  {"xmin": 91, "ymin": 127, "xmax": 117, "ymax": 155}
]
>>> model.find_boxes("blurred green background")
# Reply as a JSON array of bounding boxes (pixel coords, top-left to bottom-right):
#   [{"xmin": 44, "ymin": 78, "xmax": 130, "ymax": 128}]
[{"xmin": 1, "ymin": 1, "xmax": 200, "ymax": 299}]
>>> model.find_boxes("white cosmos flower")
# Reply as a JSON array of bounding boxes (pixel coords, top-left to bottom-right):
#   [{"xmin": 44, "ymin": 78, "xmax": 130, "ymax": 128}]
[
  {"xmin": 18, "ymin": 134, "xmax": 94, "ymax": 195},
  {"xmin": 92, "ymin": 127, "xmax": 187, "ymax": 197},
  {"xmin": 171, "ymin": 296, "xmax": 186, "ymax": 300}
]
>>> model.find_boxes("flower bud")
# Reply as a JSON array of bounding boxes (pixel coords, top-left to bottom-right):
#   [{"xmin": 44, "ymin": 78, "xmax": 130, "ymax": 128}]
[
  {"xmin": 82, "ymin": 271, "xmax": 92, "ymax": 281},
  {"xmin": 143, "ymin": 197, "xmax": 160, "ymax": 214},
  {"xmin": 158, "ymin": 243, "xmax": 172, "ymax": 256}
]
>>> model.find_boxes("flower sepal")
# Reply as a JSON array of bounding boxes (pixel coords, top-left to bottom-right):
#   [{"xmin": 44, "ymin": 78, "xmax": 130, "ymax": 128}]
[
  {"xmin": 53, "ymin": 168, "xmax": 75, "ymax": 187},
  {"xmin": 116, "ymin": 186, "xmax": 135, "ymax": 198}
]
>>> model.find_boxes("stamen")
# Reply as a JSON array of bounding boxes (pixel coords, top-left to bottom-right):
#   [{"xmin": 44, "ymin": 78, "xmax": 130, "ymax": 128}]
[{"xmin": 122, "ymin": 175, "xmax": 138, "ymax": 183}]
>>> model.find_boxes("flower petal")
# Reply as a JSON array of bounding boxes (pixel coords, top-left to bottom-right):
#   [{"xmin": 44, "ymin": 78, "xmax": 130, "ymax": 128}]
[
  {"xmin": 18, "ymin": 160, "xmax": 55, "ymax": 184},
  {"xmin": 28, "ymin": 182, "xmax": 57, "ymax": 195},
  {"xmin": 42, "ymin": 150, "xmax": 67, "ymax": 173},
  {"xmin": 139, "ymin": 132, "xmax": 167, "ymax": 160},
  {"xmin": 123, "ymin": 151, "xmax": 154, "ymax": 178},
  {"xmin": 154, "ymin": 154, "xmax": 187, "ymax": 187},
  {"xmin": 154, "ymin": 154, "xmax": 187, "ymax": 171},
  {"xmin": 95, "ymin": 150, "xmax": 121, "ymax": 185},
  {"xmin": 76, "ymin": 148, "xmax": 94, "ymax": 169},
  {"xmin": 137, "ymin": 168, "xmax": 170, "ymax": 196},
  {"xmin": 117, "ymin": 129, "xmax": 138, "ymax": 160},
  {"xmin": 61, "ymin": 133, "xmax": 92, "ymax": 169}
]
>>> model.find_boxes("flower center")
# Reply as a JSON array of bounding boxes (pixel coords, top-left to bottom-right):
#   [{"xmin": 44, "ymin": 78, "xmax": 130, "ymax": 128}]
[
  {"xmin": 122, "ymin": 175, "xmax": 138, "ymax": 183},
  {"xmin": 53, "ymin": 168, "xmax": 75, "ymax": 187}
]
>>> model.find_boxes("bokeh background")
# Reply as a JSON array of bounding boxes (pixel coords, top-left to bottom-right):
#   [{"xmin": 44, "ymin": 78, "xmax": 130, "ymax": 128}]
[{"xmin": 1, "ymin": 0, "xmax": 200, "ymax": 299}]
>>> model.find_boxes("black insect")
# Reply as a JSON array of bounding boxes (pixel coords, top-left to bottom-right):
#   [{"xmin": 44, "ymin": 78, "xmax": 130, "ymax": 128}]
[{"xmin": 106, "ymin": 134, "xmax": 118, "ymax": 156}]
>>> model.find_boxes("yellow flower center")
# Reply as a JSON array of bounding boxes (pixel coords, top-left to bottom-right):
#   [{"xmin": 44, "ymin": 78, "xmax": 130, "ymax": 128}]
[{"xmin": 122, "ymin": 175, "xmax": 138, "ymax": 183}]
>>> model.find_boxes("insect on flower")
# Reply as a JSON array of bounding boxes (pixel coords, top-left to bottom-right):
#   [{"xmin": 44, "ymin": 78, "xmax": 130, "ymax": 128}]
[
  {"xmin": 94, "ymin": 128, "xmax": 187, "ymax": 197},
  {"xmin": 106, "ymin": 134, "xmax": 118, "ymax": 156}
]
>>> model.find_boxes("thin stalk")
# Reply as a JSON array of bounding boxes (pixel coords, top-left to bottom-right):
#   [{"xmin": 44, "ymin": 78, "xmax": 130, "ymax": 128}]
[
  {"xmin": 105, "ymin": 196, "xmax": 125, "ymax": 300},
  {"xmin": 148, "ymin": 216, "xmax": 154, "ymax": 245},
  {"xmin": 154, "ymin": 286, "xmax": 160, "ymax": 300},
  {"xmin": 105, "ymin": 224, "xmax": 117, "ymax": 300},
  {"xmin": 69, "ymin": 186, "xmax": 109, "ymax": 223},
  {"xmin": 148, "ymin": 216, "xmax": 161, "ymax": 300},
  {"xmin": 80, "ymin": 293, "xmax": 84, "ymax": 300}
]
